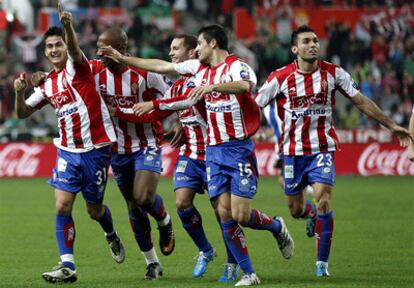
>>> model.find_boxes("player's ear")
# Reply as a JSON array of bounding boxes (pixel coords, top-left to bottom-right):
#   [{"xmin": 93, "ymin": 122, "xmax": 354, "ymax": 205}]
[
  {"xmin": 291, "ymin": 46, "xmax": 298, "ymax": 55},
  {"xmin": 188, "ymin": 48, "xmax": 196, "ymax": 59},
  {"xmin": 210, "ymin": 38, "xmax": 217, "ymax": 49}
]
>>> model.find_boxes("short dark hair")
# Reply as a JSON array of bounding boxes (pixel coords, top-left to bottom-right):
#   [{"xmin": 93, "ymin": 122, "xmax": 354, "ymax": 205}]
[
  {"xmin": 198, "ymin": 24, "xmax": 228, "ymax": 51},
  {"xmin": 43, "ymin": 26, "xmax": 65, "ymax": 43},
  {"xmin": 174, "ymin": 34, "xmax": 197, "ymax": 50},
  {"xmin": 291, "ymin": 25, "xmax": 315, "ymax": 46}
]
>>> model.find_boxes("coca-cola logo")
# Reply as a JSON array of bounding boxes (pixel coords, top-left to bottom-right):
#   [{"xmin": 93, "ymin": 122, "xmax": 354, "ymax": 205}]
[
  {"xmin": 0, "ymin": 143, "xmax": 44, "ymax": 177},
  {"xmin": 357, "ymin": 143, "xmax": 414, "ymax": 176}
]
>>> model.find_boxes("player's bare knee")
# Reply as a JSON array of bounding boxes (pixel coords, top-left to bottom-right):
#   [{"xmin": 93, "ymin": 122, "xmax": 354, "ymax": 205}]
[
  {"xmin": 316, "ymin": 199, "xmax": 330, "ymax": 214},
  {"xmin": 232, "ymin": 210, "xmax": 250, "ymax": 226},
  {"xmin": 55, "ymin": 201, "xmax": 72, "ymax": 215},
  {"xmin": 175, "ymin": 198, "xmax": 192, "ymax": 211},
  {"xmin": 288, "ymin": 202, "xmax": 303, "ymax": 218},
  {"xmin": 87, "ymin": 205, "xmax": 103, "ymax": 220}
]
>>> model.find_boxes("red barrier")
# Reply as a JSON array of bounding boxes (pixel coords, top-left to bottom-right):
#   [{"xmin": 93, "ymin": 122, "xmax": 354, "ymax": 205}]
[{"xmin": 0, "ymin": 140, "xmax": 412, "ymax": 178}]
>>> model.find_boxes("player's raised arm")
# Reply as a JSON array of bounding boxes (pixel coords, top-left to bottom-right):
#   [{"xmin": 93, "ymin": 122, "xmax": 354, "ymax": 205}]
[
  {"xmin": 350, "ymin": 92, "xmax": 413, "ymax": 147},
  {"xmin": 14, "ymin": 73, "xmax": 36, "ymax": 118},
  {"xmin": 98, "ymin": 45, "xmax": 178, "ymax": 75},
  {"xmin": 58, "ymin": 1, "xmax": 82, "ymax": 63}
]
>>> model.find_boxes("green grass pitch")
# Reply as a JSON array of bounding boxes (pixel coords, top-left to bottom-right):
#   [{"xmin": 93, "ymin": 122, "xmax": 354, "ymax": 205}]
[{"xmin": 0, "ymin": 176, "xmax": 413, "ymax": 287}]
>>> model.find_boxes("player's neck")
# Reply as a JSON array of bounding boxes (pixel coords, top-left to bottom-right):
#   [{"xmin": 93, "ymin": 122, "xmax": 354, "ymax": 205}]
[
  {"xmin": 297, "ymin": 58, "xmax": 318, "ymax": 73},
  {"xmin": 209, "ymin": 50, "xmax": 229, "ymax": 67}
]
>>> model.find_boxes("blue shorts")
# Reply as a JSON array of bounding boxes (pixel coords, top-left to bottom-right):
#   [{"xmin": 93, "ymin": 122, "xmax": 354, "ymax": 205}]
[
  {"xmin": 206, "ymin": 138, "xmax": 259, "ymax": 199},
  {"xmin": 111, "ymin": 146, "xmax": 162, "ymax": 188},
  {"xmin": 283, "ymin": 152, "xmax": 335, "ymax": 195},
  {"xmin": 48, "ymin": 146, "xmax": 112, "ymax": 204},
  {"xmin": 173, "ymin": 156, "xmax": 207, "ymax": 193}
]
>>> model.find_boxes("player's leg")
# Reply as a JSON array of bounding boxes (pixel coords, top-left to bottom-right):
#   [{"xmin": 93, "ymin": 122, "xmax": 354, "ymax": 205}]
[
  {"xmin": 111, "ymin": 153, "xmax": 161, "ymax": 279},
  {"xmin": 307, "ymin": 152, "xmax": 335, "ymax": 276},
  {"xmin": 133, "ymin": 147, "xmax": 174, "ymax": 256},
  {"xmin": 312, "ymin": 182, "xmax": 333, "ymax": 277},
  {"xmin": 174, "ymin": 156, "xmax": 215, "ymax": 277},
  {"xmin": 209, "ymin": 200, "xmax": 240, "ymax": 283},
  {"xmin": 207, "ymin": 145, "xmax": 259, "ymax": 286},
  {"xmin": 42, "ymin": 149, "xmax": 79, "ymax": 283},
  {"xmin": 82, "ymin": 147, "xmax": 124, "ymax": 264},
  {"xmin": 229, "ymin": 140, "xmax": 294, "ymax": 260}
]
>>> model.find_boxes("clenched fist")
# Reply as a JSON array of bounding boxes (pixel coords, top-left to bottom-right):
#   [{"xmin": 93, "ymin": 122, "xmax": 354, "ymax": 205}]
[{"xmin": 14, "ymin": 73, "xmax": 27, "ymax": 93}]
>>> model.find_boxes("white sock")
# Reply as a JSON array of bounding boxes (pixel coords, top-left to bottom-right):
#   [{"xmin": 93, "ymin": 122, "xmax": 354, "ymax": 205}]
[
  {"xmin": 61, "ymin": 254, "xmax": 75, "ymax": 264},
  {"xmin": 157, "ymin": 213, "xmax": 170, "ymax": 227},
  {"xmin": 142, "ymin": 247, "xmax": 159, "ymax": 265}
]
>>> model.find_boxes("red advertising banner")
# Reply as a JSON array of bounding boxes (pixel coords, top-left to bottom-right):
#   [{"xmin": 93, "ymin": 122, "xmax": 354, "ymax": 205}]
[{"xmin": 0, "ymin": 138, "xmax": 412, "ymax": 178}]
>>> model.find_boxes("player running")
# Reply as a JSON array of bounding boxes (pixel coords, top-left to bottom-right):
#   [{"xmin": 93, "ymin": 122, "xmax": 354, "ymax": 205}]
[
  {"xmin": 114, "ymin": 33, "xmax": 241, "ymax": 282},
  {"xmin": 255, "ymin": 25, "xmax": 412, "ymax": 277},
  {"xmin": 13, "ymin": 3, "xmax": 123, "ymax": 283},
  {"xmin": 100, "ymin": 24, "xmax": 294, "ymax": 287},
  {"xmin": 93, "ymin": 27, "xmax": 175, "ymax": 280}
]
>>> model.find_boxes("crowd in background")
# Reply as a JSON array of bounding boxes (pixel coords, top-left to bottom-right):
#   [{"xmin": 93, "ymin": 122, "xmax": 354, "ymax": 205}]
[{"xmin": 0, "ymin": 0, "xmax": 413, "ymax": 142}]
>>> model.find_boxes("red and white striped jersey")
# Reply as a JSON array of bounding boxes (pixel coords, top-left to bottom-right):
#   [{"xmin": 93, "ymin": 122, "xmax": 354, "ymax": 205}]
[
  {"xmin": 167, "ymin": 76, "xmax": 208, "ymax": 160},
  {"xmin": 256, "ymin": 60, "xmax": 360, "ymax": 156},
  {"xmin": 89, "ymin": 60, "xmax": 168, "ymax": 154},
  {"xmin": 153, "ymin": 55, "xmax": 261, "ymax": 146},
  {"xmin": 26, "ymin": 56, "xmax": 116, "ymax": 152}
]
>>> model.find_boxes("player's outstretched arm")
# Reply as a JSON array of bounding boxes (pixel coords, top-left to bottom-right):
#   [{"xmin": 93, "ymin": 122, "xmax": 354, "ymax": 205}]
[
  {"xmin": 98, "ymin": 45, "xmax": 177, "ymax": 75},
  {"xmin": 407, "ymin": 111, "xmax": 414, "ymax": 161},
  {"xmin": 351, "ymin": 92, "xmax": 413, "ymax": 147},
  {"xmin": 14, "ymin": 73, "xmax": 36, "ymax": 118},
  {"xmin": 188, "ymin": 80, "xmax": 251, "ymax": 102},
  {"xmin": 58, "ymin": 1, "xmax": 82, "ymax": 63}
]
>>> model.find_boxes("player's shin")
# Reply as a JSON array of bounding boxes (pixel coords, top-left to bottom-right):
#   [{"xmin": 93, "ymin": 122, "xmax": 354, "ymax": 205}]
[
  {"xmin": 56, "ymin": 214, "xmax": 75, "ymax": 270},
  {"xmin": 315, "ymin": 211, "xmax": 334, "ymax": 263},
  {"xmin": 220, "ymin": 220, "xmax": 255, "ymax": 274},
  {"xmin": 177, "ymin": 207, "xmax": 212, "ymax": 252}
]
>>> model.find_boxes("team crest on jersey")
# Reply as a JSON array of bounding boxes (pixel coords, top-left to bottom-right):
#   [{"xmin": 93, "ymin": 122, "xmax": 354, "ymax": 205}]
[
  {"xmin": 240, "ymin": 63, "xmax": 250, "ymax": 80},
  {"xmin": 131, "ymin": 83, "xmax": 138, "ymax": 94},
  {"xmin": 186, "ymin": 81, "xmax": 195, "ymax": 88}
]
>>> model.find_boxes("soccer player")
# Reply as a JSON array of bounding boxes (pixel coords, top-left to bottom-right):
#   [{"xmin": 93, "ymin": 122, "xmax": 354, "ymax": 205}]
[
  {"xmin": 115, "ymin": 34, "xmax": 240, "ymax": 282},
  {"xmin": 93, "ymin": 27, "xmax": 176, "ymax": 280},
  {"xmin": 255, "ymin": 25, "xmax": 413, "ymax": 277},
  {"xmin": 13, "ymin": 3, "xmax": 123, "ymax": 284},
  {"xmin": 30, "ymin": 26, "xmax": 175, "ymax": 280},
  {"xmin": 100, "ymin": 24, "xmax": 294, "ymax": 286}
]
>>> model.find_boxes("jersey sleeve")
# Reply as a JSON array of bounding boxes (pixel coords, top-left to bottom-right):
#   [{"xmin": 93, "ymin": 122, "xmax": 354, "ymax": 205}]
[
  {"xmin": 336, "ymin": 66, "xmax": 359, "ymax": 98},
  {"xmin": 229, "ymin": 60, "xmax": 257, "ymax": 88},
  {"xmin": 255, "ymin": 72, "xmax": 280, "ymax": 108},
  {"xmin": 147, "ymin": 72, "xmax": 169, "ymax": 95},
  {"xmin": 174, "ymin": 59, "xmax": 200, "ymax": 76},
  {"xmin": 65, "ymin": 53, "xmax": 94, "ymax": 80},
  {"xmin": 25, "ymin": 87, "xmax": 48, "ymax": 109}
]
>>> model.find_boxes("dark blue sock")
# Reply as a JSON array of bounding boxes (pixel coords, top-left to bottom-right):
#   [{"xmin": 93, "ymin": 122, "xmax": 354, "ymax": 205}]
[
  {"xmin": 247, "ymin": 209, "xmax": 281, "ymax": 234},
  {"xmin": 129, "ymin": 211, "xmax": 153, "ymax": 252},
  {"xmin": 143, "ymin": 194, "xmax": 167, "ymax": 221},
  {"xmin": 221, "ymin": 220, "xmax": 254, "ymax": 274},
  {"xmin": 97, "ymin": 205, "xmax": 115, "ymax": 235},
  {"xmin": 177, "ymin": 207, "xmax": 212, "ymax": 253},
  {"xmin": 56, "ymin": 214, "xmax": 75, "ymax": 270},
  {"xmin": 315, "ymin": 211, "xmax": 334, "ymax": 262},
  {"xmin": 301, "ymin": 199, "xmax": 316, "ymax": 219},
  {"xmin": 224, "ymin": 236, "xmax": 237, "ymax": 264}
]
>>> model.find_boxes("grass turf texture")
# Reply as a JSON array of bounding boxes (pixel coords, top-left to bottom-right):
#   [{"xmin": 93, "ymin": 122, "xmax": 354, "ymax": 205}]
[{"xmin": 0, "ymin": 176, "xmax": 413, "ymax": 287}]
